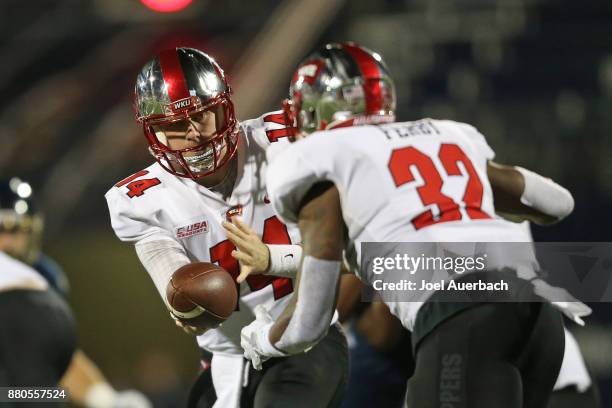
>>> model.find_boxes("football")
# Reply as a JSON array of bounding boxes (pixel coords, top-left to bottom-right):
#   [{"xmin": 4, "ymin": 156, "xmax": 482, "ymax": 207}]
[{"xmin": 166, "ymin": 262, "xmax": 237, "ymax": 329}]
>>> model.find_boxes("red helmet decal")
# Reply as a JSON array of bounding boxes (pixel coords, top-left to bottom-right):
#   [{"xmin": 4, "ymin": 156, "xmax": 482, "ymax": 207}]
[
  {"xmin": 292, "ymin": 59, "xmax": 324, "ymax": 86},
  {"xmin": 158, "ymin": 48, "xmax": 190, "ymax": 102},
  {"xmin": 343, "ymin": 44, "xmax": 382, "ymax": 113}
]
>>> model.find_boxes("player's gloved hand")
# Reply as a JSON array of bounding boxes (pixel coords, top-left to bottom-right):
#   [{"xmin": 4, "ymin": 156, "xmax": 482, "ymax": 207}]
[
  {"xmin": 241, "ymin": 305, "xmax": 273, "ymax": 370},
  {"xmin": 170, "ymin": 312, "xmax": 209, "ymax": 336},
  {"xmin": 241, "ymin": 305, "xmax": 285, "ymax": 370},
  {"xmin": 223, "ymin": 217, "xmax": 270, "ymax": 283}
]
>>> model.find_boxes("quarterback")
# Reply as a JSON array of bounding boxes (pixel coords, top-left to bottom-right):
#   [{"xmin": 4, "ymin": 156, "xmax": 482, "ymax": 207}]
[
  {"xmin": 241, "ymin": 43, "xmax": 591, "ymax": 408},
  {"xmin": 105, "ymin": 48, "xmax": 347, "ymax": 407}
]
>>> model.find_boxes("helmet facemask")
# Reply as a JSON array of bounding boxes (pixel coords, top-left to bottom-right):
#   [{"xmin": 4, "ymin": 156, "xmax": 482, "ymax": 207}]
[{"xmin": 143, "ymin": 94, "xmax": 238, "ymax": 179}]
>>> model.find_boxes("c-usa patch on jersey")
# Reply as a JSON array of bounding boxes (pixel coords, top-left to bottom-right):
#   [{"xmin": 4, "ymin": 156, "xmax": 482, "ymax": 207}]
[{"xmin": 175, "ymin": 218, "xmax": 209, "ymax": 239}]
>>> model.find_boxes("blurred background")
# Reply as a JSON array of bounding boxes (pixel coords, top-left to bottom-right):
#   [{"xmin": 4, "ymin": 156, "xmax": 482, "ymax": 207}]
[{"xmin": 1, "ymin": 0, "xmax": 611, "ymax": 406}]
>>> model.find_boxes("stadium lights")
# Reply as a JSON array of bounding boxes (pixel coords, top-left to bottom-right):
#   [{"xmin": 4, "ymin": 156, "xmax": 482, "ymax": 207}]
[{"xmin": 140, "ymin": 0, "xmax": 193, "ymax": 13}]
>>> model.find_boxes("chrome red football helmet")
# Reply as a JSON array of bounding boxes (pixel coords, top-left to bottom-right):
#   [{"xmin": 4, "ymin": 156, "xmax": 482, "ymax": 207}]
[
  {"xmin": 134, "ymin": 47, "xmax": 238, "ymax": 179},
  {"xmin": 283, "ymin": 42, "xmax": 396, "ymax": 140}
]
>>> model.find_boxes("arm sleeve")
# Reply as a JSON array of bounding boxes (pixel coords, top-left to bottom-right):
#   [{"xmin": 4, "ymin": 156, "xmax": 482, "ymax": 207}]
[
  {"xmin": 106, "ymin": 182, "xmax": 191, "ymax": 310},
  {"xmin": 274, "ymin": 256, "xmax": 341, "ymax": 354},
  {"xmin": 134, "ymin": 237, "xmax": 190, "ymax": 309},
  {"xmin": 516, "ymin": 166, "xmax": 575, "ymax": 220}
]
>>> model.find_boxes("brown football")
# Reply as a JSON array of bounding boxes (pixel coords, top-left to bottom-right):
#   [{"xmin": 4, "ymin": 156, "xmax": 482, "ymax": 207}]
[{"xmin": 166, "ymin": 262, "xmax": 237, "ymax": 330}]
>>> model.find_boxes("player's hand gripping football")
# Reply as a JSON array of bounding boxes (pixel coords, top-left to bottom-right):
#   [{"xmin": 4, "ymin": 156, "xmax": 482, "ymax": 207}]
[
  {"xmin": 223, "ymin": 217, "xmax": 270, "ymax": 283},
  {"xmin": 241, "ymin": 305, "xmax": 274, "ymax": 370}
]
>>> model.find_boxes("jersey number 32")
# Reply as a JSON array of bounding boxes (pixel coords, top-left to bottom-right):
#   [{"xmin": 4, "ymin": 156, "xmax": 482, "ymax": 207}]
[{"xmin": 388, "ymin": 143, "xmax": 490, "ymax": 230}]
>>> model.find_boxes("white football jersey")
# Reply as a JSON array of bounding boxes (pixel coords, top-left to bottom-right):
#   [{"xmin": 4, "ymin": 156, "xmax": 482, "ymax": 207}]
[
  {"xmin": 267, "ymin": 119, "xmax": 538, "ymax": 329},
  {"xmin": 0, "ymin": 251, "xmax": 48, "ymax": 291},
  {"xmin": 106, "ymin": 112, "xmax": 300, "ymax": 354}
]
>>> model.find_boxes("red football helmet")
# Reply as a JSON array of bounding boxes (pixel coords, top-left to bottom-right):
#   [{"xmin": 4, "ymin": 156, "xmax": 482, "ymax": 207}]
[
  {"xmin": 134, "ymin": 47, "xmax": 238, "ymax": 179},
  {"xmin": 283, "ymin": 42, "xmax": 396, "ymax": 140}
]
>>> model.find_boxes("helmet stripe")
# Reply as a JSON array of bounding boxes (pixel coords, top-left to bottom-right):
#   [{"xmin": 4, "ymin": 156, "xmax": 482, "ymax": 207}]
[
  {"xmin": 343, "ymin": 44, "xmax": 382, "ymax": 113},
  {"xmin": 158, "ymin": 48, "xmax": 190, "ymax": 102}
]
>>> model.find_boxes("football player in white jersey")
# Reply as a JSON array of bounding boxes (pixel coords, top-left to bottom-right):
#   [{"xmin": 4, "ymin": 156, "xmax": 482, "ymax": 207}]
[
  {"xmin": 240, "ymin": 43, "xmax": 591, "ymax": 408},
  {"xmin": 0, "ymin": 178, "xmax": 151, "ymax": 408},
  {"xmin": 105, "ymin": 47, "xmax": 347, "ymax": 408}
]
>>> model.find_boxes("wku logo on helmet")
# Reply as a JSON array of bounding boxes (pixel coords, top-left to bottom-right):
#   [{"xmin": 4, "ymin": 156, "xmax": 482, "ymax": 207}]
[{"xmin": 170, "ymin": 97, "xmax": 193, "ymax": 112}]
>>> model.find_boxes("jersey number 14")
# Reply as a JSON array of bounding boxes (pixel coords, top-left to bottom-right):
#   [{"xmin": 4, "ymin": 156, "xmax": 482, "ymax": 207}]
[{"xmin": 209, "ymin": 217, "xmax": 293, "ymax": 302}]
